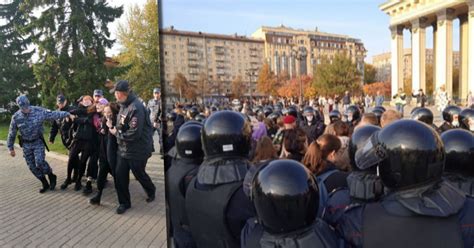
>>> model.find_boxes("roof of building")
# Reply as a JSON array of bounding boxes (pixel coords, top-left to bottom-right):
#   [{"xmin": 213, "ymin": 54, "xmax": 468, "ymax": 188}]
[
  {"xmin": 160, "ymin": 26, "xmax": 264, "ymax": 43},
  {"xmin": 257, "ymin": 25, "xmax": 364, "ymax": 44}
]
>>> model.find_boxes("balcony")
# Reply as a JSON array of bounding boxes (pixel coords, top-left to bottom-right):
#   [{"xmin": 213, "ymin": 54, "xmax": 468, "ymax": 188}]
[
  {"xmin": 188, "ymin": 42, "xmax": 198, "ymax": 47},
  {"xmin": 188, "ymin": 63, "xmax": 199, "ymax": 68}
]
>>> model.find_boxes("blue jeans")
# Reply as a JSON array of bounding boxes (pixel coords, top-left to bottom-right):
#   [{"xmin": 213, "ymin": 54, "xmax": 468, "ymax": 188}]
[{"xmin": 396, "ymin": 104, "xmax": 404, "ymax": 116}]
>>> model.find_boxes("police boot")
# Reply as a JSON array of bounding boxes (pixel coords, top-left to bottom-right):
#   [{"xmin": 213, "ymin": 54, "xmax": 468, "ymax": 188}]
[
  {"xmin": 39, "ymin": 177, "xmax": 50, "ymax": 194},
  {"xmin": 74, "ymin": 180, "xmax": 82, "ymax": 191},
  {"xmin": 48, "ymin": 173, "xmax": 57, "ymax": 190},
  {"xmin": 89, "ymin": 190, "xmax": 102, "ymax": 205},
  {"xmin": 83, "ymin": 180, "xmax": 93, "ymax": 195},
  {"xmin": 60, "ymin": 179, "xmax": 71, "ymax": 190}
]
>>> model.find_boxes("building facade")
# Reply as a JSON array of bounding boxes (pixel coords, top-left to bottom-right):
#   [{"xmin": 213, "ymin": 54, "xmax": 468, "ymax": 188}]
[
  {"xmin": 380, "ymin": 0, "xmax": 474, "ymax": 102},
  {"xmin": 161, "ymin": 25, "xmax": 366, "ymax": 98},
  {"xmin": 251, "ymin": 25, "xmax": 366, "ymax": 78},
  {"xmin": 160, "ymin": 27, "xmax": 264, "ymax": 97},
  {"xmin": 372, "ymin": 48, "xmax": 461, "ymax": 83}
]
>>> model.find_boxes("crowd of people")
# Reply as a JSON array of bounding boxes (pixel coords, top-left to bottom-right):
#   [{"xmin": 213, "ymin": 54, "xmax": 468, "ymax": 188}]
[
  {"xmin": 7, "ymin": 80, "xmax": 161, "ymax": 215},
  {"xmin": 164, "ymin": 97, "xmax": 474, "ymax": 248}
]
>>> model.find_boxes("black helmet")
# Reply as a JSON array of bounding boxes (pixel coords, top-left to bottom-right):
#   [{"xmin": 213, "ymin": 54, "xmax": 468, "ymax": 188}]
[
  {"xmin": 188, "ymin": 107, "xmax": 199, "ymax": 119},
  {"xmin": 253, "ymin": 106, "xmax": 263, "ymax": 114},
  {"xmin": 345, "ymin": 105, "xmax": 361, "ymax": 123},
  {"xmin": 373, "ymin": 106, "xmax": 386, "ymax": 113},
  {"xmin": 273, "ymin": 105, "xmax": 282, "ymax": 113},
  {"xmin": 410, "ymin": 107, "xmax": 421, "ymax": 115},
  {"xmin": 202, "ymin": 110, "xmax": 251, "ymax": 157},
  {"xmin": 442, "ymin": 106, "xmax": 462, "ymax": 123},
  {"xmin": 194, "ymin": 114, "xmax": 206, "ymax": 123},
  {"xmin": 374, "ymin": 120, "xmax": 444, "ymax": 190},
  {"xmin": 441, "ymin": 129, "xmax": 474, "ymax": 176},
  {"xmin": 267, "ymin": 112, "xmax": 281, "ymax": 123},
  {"xmin": 371, "ymin": 108, "xmax": 384, "ymax": 125},
  {"xmin": 211, "ymin": 106, "xmax": 218, "ymax": 112},
  {"xmin": 410, "ymin": 107, "xmax": 434, "ymax": 125},
  {"xmin": 263, "ymin": 106, "xmax": 273, "ymax": 117},
  {"xmin": 329, "ymin": 110, "xmax": 341, "ymax": 123},
  {"xmin": 252, "ymin": 159, "xmax": 319, "ymax": 234},
  {"xmin": 349, "ymin": 125, "xmax": 381, "ymax": 172},
  {"xmin": 460, "ymin": 108, "xmax": 474, "ymax": 131},
  {"xmin": 287, "ymin": 106, "xmax": 298, "ymax": 118},
  {"xmin": 303, "ymin": 106, "xmax": 315, "ymax": 115},
  {"xmin": 176, "ymin": 124, "xmax": 204, "ymax": 159},
  {"xmin": 281, "ymin": 108, "xmax": 289, "ymax": 116},
  {"xmin": 167, "ymin": 112, "xmax": 177, "ymax": 122}
]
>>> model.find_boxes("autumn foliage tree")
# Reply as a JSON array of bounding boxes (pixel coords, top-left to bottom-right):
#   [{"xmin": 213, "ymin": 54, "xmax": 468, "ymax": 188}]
[
  {"xmin": 256, "ymin": 63, "xmax": 277, "ymax": 96},
  {"xmin": 277, "ymin": 75, "xmax": 313, "ymax": 98},
  {"xmin": 362, "ymin": 82, "xmax": 391, "ymax": 97},
  {"xmin": 312, "ymin": 54, "xmax": 362, "ymax": 96},
  {"xmin": 231, "ymin": 76, "xmax": 245, "ymax": 99}
]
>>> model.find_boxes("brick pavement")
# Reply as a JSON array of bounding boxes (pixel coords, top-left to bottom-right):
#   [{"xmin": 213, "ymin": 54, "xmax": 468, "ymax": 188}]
[{"xmin": 0, "ymin": 136, "xmax": 167, "ymax": 248}]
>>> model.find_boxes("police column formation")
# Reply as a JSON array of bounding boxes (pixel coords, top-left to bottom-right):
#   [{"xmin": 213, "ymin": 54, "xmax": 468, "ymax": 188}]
[{"xmin": 165, "ymin": 100, "xmax": 474, "ymax": 248}]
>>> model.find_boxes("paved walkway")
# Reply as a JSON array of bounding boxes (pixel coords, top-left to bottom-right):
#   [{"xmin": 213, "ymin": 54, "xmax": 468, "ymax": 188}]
[{"xmin": 0, "ymin": 136, "xmax": 167, "ymax": 248}]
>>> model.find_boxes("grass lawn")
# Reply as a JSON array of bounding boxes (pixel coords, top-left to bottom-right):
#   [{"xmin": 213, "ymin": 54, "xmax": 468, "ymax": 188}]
[{"xmin": 0, "ymin": 122, "xmax": 68, "ymax": 155}]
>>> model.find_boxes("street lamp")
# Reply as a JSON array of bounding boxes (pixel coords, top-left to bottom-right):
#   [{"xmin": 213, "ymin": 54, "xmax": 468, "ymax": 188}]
[
  {"xmin": 245, "ymin": 68, "xmax": 256, "ymax": 102},
  {"xmin": 292, "ymin": 47, "xmax": 307, "ymax": 104}
]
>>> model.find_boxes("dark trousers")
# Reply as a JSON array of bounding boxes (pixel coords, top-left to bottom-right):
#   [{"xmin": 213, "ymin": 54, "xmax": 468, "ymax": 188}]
[
  {"xmin": 96, "ymin": 156, "xmax": 115, "ymax": 191},
  {"xmin": 86, "ymin": 151, "xmax": 99, "ymax": 180},
  {"xmin": 115, "ymin": 157, "xmax": 156, "ymax": 206},
  {"xmin": 68, "ymin": 140, "xmax": 92, "ymax": 183}
]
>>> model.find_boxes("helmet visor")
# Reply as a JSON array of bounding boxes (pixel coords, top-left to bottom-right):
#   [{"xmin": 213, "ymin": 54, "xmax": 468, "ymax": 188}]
[{"xmin": 355, "ymin": 131, "xmax": 388, "ymax": 170}]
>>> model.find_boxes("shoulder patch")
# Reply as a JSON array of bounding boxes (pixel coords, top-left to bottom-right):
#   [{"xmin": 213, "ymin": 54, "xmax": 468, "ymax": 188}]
[{"xmin": 130, "ymin": 117, "xmax": 138, "ymax": 128}]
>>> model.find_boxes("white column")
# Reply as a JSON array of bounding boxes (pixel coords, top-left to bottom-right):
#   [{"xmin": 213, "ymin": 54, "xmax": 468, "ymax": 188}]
[
  {"xmin": 460, "ymin": 14, "xmax": 469, "ymax": 102},
  {"xmin": 411, "ymin": 19, "xmax": 426, "ymax": 92},
  {"xmin": 436, "ymin": 9, "xmax": 454, "ymax": 96},
  {"xmin": 468, "ymin": 1, "xmax": 474, "ymax": 95},
  {"xmin": 390, "ymin": 25, "xmax": 404, "ymax": 96}
]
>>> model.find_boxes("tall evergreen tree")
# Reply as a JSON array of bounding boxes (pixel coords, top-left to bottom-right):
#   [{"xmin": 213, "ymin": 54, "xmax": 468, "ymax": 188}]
[
  {"xmin": 116, "ymin": 0, "xmax": 159, "ymax": 101},
  {"xmin": 24, "ymin": 0, "xmax": 122, "ymax": 108},
  {"xmin": 0, "ymin": 0, "xmax": 38, "ymax": 110}
]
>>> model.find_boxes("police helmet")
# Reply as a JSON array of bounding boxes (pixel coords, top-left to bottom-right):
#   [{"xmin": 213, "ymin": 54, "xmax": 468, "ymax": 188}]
[
  {"xmin": 349, "ymin": 125, "xmax": 381, "ymax": 172},
  {"xmin": 441, "ymin": 129, "xmax": 474, "ymax": 176},
  {"xmin": 410, "ymin": 107, "xmax": 434, "ymax": 125},
  {"xmin": 303, "ymin": 106, "xmax": 315, "ymax": 115},
  {"xmin": 263, "ymin": 106, "xmax": 273, "ymax": 117},
  {"xmin": 345, "ymin": 105, "xmax": 361, "ymax": 122},
  {"xmin": 188, "ymin": 107, "xmax": 199, "ymax": 119},
  {"xmin": 373, "ymin": 106, "xmax": 386, "ymax": 113},
  {"xmin": 176, "ymin": 124, "xmax": 204, "ymax": 159},
  {"xmin": 287, "ymin": 106, "xmax": 298, "ymax": 118},
  {"xmin": 201, "ymin": 110, "xmax": 251, "ymax": 157},
  {"xmin": 442, "ymin": 106, "xmax": 462, "ymax": 123},
  {"xmin": 459, "ymin": 108, "xmax": 474, "ymax": 131},
  {"xmin": 167, "ymin": 112, "xmax": 177, "ymax": 122},
  {"xmin": 367, "ymin": 120, "xmax": 445, "ymax": 190},
  {"xmin": 371, "ymin": 108, "xmax": 384, "ymax": 125},
  {"xmin": 194, "ymin": 114, "xmax": 206, "ymax": 123},
  {"xmin": 329, "ymin": 110, "xmax": 341, "ymax": 124},
  {"xmin": 252, "ymin": 159, "xmax": 319, "ymax": 234}
]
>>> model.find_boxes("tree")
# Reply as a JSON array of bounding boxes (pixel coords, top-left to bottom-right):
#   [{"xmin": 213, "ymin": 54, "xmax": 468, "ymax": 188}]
[
  {"xmin": 312, "ymin": 54, "xmax": 362, "ymax": 96},
  {"xmin": 364, "ymin": 63, "xmax": 377, "ymax": 84},
  {"xmin": 231, "ymin": 76, "xmax": 245, "ymax": 99},
  {"xmin": 116, "ymin": 0, "xmax": 159, "ymax": 101},
  {"xmin": 24, "ymin": 0, "xmax": 122, "ymax": 108},
  {"xmin": 0, "ymin": 0, "xmax": 38, "ymax": 109},
  {"xmin": 403, "ymin": 74, "xmax": 412, "ymax": 95},
  {"xmin": 256, "ymin": 63, "xmax": 277, "ymax": 96},
  {"xmin": 426, "ymin": 63, "xmax": 434, "ymax": 95},
  {"xmin": 363, "ymin": 82, "xmax": 391, "ymax": 97},
  {"xmin": 173, "ymin": 73, "xmax": 190, "ymax": 101}
]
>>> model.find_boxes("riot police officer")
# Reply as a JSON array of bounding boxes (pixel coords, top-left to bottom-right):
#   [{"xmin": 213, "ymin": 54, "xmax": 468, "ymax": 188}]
[
  {"xmin": 7, "ymin": 95, "xmax": 74, "ymax": 193},
  {"xmin": 241, "ymin": 159, "xmax": 337, "ymax": 248},
  {"xmin": 410, "ymin": 107, "xmax": 441, "ymax": 133},
  {"xmin": 109, "ymin": 80, "xmax": 156, "ymax": 214},
  {"xmin": 441, "ymin": 129, "xmax": 474, "ymax": 196},
  {"xmin": 344, "ymin": 105, "xmax": 361, "ymax": 135},
  {"xmin": 185, "ymin": 110, "xmax": 254, "ymax": 248},
  {"xmin": 338, "ymin": 120, "xmax": 474, "ymax": 247},
  {"xmin": 439, "ymin": 105, "xmax": 462, "ymax": 132},
  {"xmin": 300, "ymin": 106, "xmax": 325, "ymax": 144},
  {"xmin": 166, "ymin": 123, "xmax": 203, "ymax": 248}
]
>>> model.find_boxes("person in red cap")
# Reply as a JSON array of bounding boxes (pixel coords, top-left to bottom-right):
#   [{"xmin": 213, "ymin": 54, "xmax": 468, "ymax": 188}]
[{"xmin": 272, "ymin": 115, "xmax": 298, "ymax": 154}]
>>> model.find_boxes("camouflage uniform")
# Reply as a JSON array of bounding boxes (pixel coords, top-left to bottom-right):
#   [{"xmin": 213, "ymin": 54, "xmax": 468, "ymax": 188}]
[{"xmin": 7, "ymin": 106, "xmax": 70, "ymax": 179}]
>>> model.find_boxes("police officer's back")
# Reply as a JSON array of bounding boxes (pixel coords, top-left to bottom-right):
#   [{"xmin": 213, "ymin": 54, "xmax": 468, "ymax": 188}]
[
  {"xmin": 185, "ymin": 110, "xmax": 254, "ymax": 248},
  {"xmin": 441, "ymin": 129, "xmax": 474, "ymax": 196},
  {"xmin": 166, "ymin": 123, "xmax": 203, "ymax": 248},
  {"xmin": 337, "ymin": 120, "xmax": 474, "ymax": 248},
  {"xmin": 241, "ymin": 159, "xmax": 337, "ymax": 248}
]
